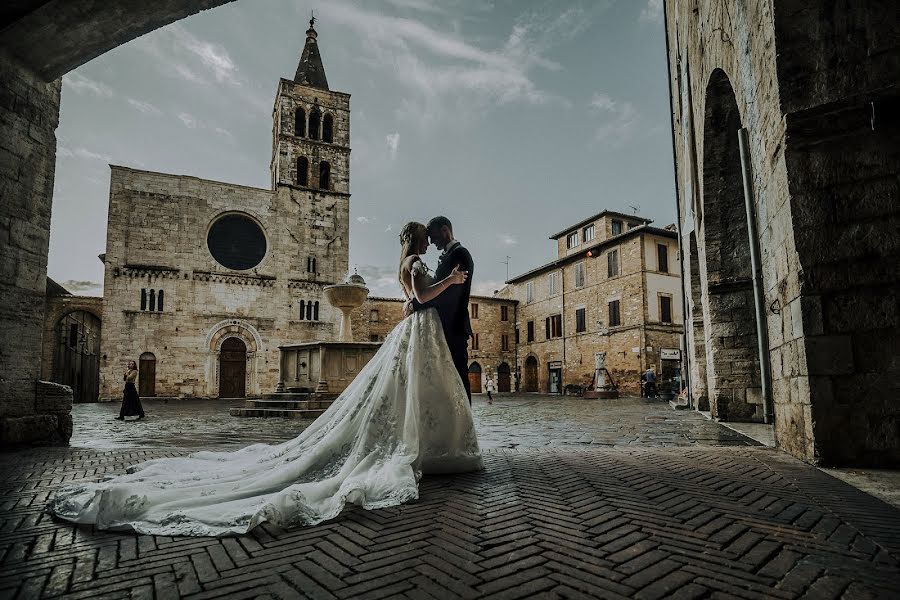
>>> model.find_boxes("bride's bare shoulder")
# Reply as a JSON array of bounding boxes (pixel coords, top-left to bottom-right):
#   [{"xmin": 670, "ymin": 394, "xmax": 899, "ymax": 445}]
[{"xmin": 401, "ymin": 255, "xmax": 420, "ymax": 271}]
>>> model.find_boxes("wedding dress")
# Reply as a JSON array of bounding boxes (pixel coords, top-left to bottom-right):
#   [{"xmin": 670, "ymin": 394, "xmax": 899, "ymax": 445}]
[{"xmin": 48, "ymin": 260, "xmax": 483, "ymax": 536}]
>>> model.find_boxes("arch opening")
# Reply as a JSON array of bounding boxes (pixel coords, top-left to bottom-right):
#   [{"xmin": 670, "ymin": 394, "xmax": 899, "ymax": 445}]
[{"xmin": 700, "ymin": 69, "xmax": 764, "ymax": 421}]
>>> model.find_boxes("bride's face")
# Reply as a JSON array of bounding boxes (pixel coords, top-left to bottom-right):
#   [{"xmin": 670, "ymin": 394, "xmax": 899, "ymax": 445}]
[{"xmin": 418, "ymin": 230, "xmax": 429, "ymax": 254}]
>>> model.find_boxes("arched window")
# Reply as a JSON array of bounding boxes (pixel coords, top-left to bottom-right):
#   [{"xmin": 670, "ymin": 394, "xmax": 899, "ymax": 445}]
[
  {"xmin": 140, "ymin": 289, "xmax": 147, "ymax": 311},
  {"xmin": 322, "ymin": 114, "xmax": 333, "ymax": 143},
  {"xmin": 305, "ymin": 301, "xmax": 313, "ymax": 321},
  {"xmin": 297, "ymin": 156, "xmax": 309, "ymax": 187},
  {"xmin": 308, "ymin": 109, "xmax": 321, "ymax": 140},
  {"xmin": 149, "ymin": 289, "xmax": 156, "ymax": 312},
  {"xmin": 299, "ymin": 300, "xmax": 306, "ymax": 320},
  {"xmin": 157, "ymin": 289, "xmax": 164, "ymax": 312},
  {"xmin": 319, "ymin": 161, "xmax": 331, "ymax": 190},
  {"xmin": 313, "ymin": 301, "xmax": 320, "ymax": 321},
  {"xmin": 294, "ymin": 107, "xmax": 306, "ymax": 137},
  {"xmin": 307, "ymin": 256, "xmax": 316, "ymax": 273}
]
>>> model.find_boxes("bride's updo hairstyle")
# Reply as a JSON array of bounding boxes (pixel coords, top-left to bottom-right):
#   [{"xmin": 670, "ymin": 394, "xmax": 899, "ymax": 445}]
[{"xmin": 398, "ymin": 221, "xmax": 427, "ymax": 287}]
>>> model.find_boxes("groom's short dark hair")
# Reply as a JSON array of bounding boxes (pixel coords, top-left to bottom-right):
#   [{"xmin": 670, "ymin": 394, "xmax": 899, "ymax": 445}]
[{"xmin": 427, "ymin": 216, "xmax": 452, "ymax": 233}]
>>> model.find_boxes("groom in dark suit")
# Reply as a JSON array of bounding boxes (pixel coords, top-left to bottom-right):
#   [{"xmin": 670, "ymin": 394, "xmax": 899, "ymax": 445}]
[{"xmin": 406, "ymin": 216, "xmax": 475, "ymax": 403}]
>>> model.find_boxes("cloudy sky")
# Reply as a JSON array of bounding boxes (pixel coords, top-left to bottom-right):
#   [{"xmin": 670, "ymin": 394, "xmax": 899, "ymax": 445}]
[{"xmin": 49, "ymin": 0, "xmax": 673, "ymax": 298}]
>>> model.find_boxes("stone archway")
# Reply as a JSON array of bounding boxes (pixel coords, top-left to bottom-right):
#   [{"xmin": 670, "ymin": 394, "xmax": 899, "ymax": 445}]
[
  {"xmin": 206, "ymin": 319, "xmax": 261, "ymax": 398},
  {"xmin": 52, "ymin": 310, "xmax": 101, "ymax": 403},
  {"xmin": 699, "ymin": 69, "xmax": 764, "ymax": 422}
]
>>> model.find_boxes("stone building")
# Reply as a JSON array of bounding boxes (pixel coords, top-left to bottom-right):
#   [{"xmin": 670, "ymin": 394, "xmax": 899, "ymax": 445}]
[
  {"xmin": 350, "ymin": 297, "xmax": 406, "ymax": 343},
  {"xmin": 465, "ymin": 296, "xmax": 518, "ymax": 394},
  {"xmin": 98, "ymin": 20, "xmax": 351, "ymax": 400},
  {"xmin": 665, "ymin": 1, "xmax": 900, "ymax": 465},
  {"xmin": 41, "ymin": 279, "xmax": 103, "ymax": 404},
  {"xmin": 499, "ymin": 211, "xmax": 684, "ymax": 396}
]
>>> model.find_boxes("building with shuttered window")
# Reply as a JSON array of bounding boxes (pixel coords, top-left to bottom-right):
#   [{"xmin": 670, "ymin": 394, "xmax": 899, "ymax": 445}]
[{"xmin": 497, "ymin": 211, "xmax": 684, "ymax": 395}]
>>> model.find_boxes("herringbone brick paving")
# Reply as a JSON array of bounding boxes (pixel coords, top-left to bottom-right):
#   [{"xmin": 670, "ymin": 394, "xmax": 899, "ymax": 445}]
[{"xmin": 1, "ymin": 446, "xmax": 899, "ymax": 599}]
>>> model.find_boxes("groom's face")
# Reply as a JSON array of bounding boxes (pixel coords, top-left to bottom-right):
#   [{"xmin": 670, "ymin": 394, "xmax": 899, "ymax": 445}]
[{"xmin": 428, "ymin": 225, "xmax": 450, "ymax": 250}]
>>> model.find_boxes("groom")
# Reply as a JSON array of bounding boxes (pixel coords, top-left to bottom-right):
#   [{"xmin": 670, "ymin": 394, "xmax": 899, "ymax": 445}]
[{"xmin": 405, "ymin": 216, "xmax": 475, "ymax": 403}]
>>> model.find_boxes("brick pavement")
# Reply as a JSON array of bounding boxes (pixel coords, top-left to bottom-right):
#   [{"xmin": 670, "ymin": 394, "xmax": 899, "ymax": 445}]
[{"xmin": 2, "ymin": 397, "xmax": 899, "ymax": 598}]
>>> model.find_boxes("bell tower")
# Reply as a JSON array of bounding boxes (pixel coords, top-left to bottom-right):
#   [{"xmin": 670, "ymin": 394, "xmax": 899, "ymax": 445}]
[{"xmin": 271, "ymin": 16, "xmax": 350, "ymax": 283}]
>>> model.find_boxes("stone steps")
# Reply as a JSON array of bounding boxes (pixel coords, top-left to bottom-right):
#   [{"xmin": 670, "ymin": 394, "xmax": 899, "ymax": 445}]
[
  {"xmin": 244, "ymin": 398, "xmax": 333, "ymax": 410},
  {"xmin": 229, "ymin": 407, "xmax": 326, "ymax": 419}
]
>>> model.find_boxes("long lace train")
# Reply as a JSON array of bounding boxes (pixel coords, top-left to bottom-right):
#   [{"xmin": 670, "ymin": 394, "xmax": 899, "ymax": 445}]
[{"xmin": 47, "ymin": 308, "xmax": 482, "ymax": 536}]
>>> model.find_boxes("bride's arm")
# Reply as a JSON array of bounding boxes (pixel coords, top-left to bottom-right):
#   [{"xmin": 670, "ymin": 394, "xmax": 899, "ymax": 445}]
[{"xmin": 409, "ymin": 262, "xmax": 467, "ymax": 305}]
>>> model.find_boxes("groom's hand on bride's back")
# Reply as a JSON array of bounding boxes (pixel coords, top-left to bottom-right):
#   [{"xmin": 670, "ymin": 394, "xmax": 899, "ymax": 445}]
[{"xmin": 403, "ymin": 299, "xmax": 415, "ymax": 318}]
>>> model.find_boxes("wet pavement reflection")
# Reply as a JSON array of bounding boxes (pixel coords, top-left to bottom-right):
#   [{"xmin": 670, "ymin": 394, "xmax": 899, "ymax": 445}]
[{"xmin": 71, "ymin": 394, "xmax": 757, "ymax": 450}]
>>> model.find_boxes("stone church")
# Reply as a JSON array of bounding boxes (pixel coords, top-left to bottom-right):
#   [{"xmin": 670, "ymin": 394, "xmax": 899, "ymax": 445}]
[{"xmin": 98, "ymin": 19, "xmax": 351, "ymax": 400}]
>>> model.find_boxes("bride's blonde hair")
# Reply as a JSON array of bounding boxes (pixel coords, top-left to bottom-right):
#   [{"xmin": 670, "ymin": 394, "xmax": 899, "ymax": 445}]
[{"xmin": 398, "ymin": 221, "xmax": 427, "ymax": 290}]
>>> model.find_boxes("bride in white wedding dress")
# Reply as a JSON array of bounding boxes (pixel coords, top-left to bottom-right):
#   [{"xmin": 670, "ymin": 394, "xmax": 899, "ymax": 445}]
[{"xmin": 48, "ymin": 222, "xmax": 483, "ymax": 536}]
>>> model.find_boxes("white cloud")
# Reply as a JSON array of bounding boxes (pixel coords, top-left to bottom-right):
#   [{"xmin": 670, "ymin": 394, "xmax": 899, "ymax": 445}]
[
  {"xmin": 497, "ymin": 233, "xmax": 517, "ymax": 246},
  {"xmin": 214, "ymin": 127, "xmax": 235, "ymax": 139},
  {"xmin": 318, "ymin": 2, "xmax": 587, "ymax": 128},
  {"xmin": 73, "ymin": 147, "xmax": 112, "ymax": 162},
  {"xmin": 127, "ymin": 98, "xmax": 162, "ymax": 115},
  {"xmin": 60, "ymin": 280, "xmax": 103, "ymax": 295},
  {"xmin": 385, "ymin": 225, "xmax": 394, "ymax": 233},
  {"xmin": 589, "ymin": 92, "xmax": 639, "ymax": 145},
  {"xmin": 472, "ymin": 280, "xmax": 506, "ymax": 296},
  {"xmin": 357, "ymin": 264, "xmax": 404, "ymax": 298},
  {"xmin": 386, "ymin": 133, "xmax": 400, "ymax": 159},
  {"xmin": 171, "ymin": 24, "xmax": 239, "ymax": 84},
  {"xmin": 62, "ymin": 72, "xmax": 113, "ymax": 98},
  {"xmin": 177, "ymin": 112, "xmax": 198, "ymax": 128},
  {"xmin": 384, "ymin": 0, "xmax": 448, "ymax": 15},
  {"xmin": 639, "ymin": 0, "xmax": 664, "ymax": 23},
  {"xmin": 357, "ymin": 216, "xmax": 371, "ymax": 223},
  {"xmin": 57, "ymin": 146, "xmax": 74, "ymax": 158}
]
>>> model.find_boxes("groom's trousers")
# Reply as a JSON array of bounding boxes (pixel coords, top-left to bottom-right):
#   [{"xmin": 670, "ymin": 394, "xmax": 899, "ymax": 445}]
[{"xmin": 447, "ymin": 334, "xmax": 472, "ymax": 404}]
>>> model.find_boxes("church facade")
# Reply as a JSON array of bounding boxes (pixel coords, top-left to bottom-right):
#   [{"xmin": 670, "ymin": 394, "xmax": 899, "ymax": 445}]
[{"xmin": 98, "ymin": 21, "xmax": 351, "ymax": 400}]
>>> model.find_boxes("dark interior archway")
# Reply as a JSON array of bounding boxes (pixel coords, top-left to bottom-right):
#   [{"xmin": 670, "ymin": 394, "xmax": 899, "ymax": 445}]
[
  {"xmin": 219, "ymin": 337, "xmax": 247, "ymax": 398},
  {"xmin": 700, "ymin": 69, "xmax": 763, "ymax": 422},
  {"xmin": 52, "ymin": 311, "xmax": 101, "ymax": 403},
  {"xmin": 497, "ymin": 362, "xmax": 511, "ymax": 393}
]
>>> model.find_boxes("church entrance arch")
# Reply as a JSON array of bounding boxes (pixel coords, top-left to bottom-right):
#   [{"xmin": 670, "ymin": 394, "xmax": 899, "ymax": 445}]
[
  {"xmin": 206, "ymin": 319, "xmax": 261, "ymax": 398},
  {"xmin": 219, "ymin": 338, "xmax": 247, "ymax": 398}
]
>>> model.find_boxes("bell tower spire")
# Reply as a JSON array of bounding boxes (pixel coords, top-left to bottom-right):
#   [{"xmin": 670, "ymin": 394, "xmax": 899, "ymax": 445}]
[{"xmin": 294, "ymin": 11, "xmax": 329, "ymax": 90}]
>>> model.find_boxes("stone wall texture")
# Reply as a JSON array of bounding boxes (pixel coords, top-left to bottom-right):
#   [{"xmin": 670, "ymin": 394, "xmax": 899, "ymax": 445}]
[
  {"xmin": 0, "ymin": 50, "xmax": 72, "ymax": 446},
  {"xmin": 666, "ymin": 0, "xmax": 900, "ymax": 465}
]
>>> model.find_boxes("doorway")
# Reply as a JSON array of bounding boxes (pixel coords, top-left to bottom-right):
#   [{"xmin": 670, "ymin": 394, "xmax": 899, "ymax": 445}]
[
  {"xmin": 53, "ymin": 311, "xmax": 101, "ymax": 403},
  {"xmin": 497, "ymin": 362, "xmax": 511, "ymax": 393},
  {"xmin": 138, "ymin": 352, "xmax": 156, "ymax": 397},
  {"xmin": 468, "ymin": 362, "xmax": 482, "ymax": 394},
  {"xmin": 548, "ymin": 363, "xmax": 562, "ymax": 394},
  {"xmin": 219, "ymin": 337, "xmax": 247, "ymax": 398},
  {"xmin": 523, "ymin": 356, "xmax": 538, "ymax": 392}
]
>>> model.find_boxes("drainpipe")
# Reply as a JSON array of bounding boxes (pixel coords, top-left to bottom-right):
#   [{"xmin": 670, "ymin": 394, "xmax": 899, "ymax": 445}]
[
  {"xmin": 662, "ymin": 0, "xmax": 692, "ymax": 408},
  {"xmin": 738, "ymin": 128, "xmax": 774, "ymax": 424}
]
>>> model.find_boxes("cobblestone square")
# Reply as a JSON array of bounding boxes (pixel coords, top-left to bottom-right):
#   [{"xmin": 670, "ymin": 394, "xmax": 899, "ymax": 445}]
[{"xmin": 2, "ymin": 396, "xmax": 899, "ymax": 599}]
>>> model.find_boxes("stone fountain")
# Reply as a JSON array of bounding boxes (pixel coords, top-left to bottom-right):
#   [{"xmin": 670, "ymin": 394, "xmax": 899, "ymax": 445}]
[
  {"xmin": 323, "ymin": 270, "xmax": 369, "ymax": 342},
  {"xmin": 230, "ymin": 271, "xmax": 382, "ymax": 420}
]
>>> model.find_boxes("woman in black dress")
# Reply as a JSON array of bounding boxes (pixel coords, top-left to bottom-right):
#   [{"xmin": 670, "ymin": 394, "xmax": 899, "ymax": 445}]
[{"xmin": 116, "ymin": 360, "xmax": 145, "ymax": 420}]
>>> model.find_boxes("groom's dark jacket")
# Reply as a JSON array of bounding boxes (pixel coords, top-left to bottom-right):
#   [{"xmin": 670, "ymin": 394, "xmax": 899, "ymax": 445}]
[{"xmin": 411, "ymin": 241, "xmax": 474, "ymax": 400}]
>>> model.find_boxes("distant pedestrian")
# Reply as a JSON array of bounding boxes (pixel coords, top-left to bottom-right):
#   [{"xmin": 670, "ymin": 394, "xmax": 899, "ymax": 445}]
[
  {"xmin": 644, "ymin": 366, "xmax": 658, "ymax": 399},
  {"xmin": 485, "ymin": 377, "xmax": 495, "ymax": 404},
  {"xmin": 116, "ymin": 360, "xmax": 145, "ymax": 420}
]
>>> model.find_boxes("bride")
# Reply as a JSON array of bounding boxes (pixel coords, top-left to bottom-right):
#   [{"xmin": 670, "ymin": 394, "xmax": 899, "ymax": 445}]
[{"xmin": 48, "ymin": 222, "xmax": 483, "ymax": 536}]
